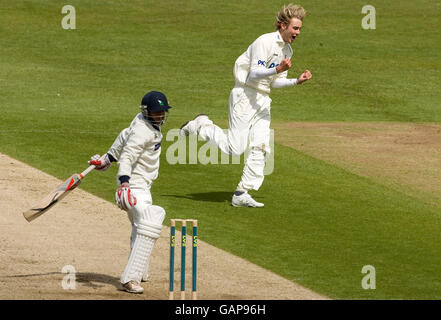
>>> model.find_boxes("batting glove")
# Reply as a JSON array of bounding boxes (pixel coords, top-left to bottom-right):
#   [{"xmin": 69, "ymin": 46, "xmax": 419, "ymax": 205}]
[
  {"xmin": 88, "ymin": 154, "xmax": 112, "ymax": 171},
  {"xmin": 115, "ymin": 184, "xmax": 137, "ymax": 211}
]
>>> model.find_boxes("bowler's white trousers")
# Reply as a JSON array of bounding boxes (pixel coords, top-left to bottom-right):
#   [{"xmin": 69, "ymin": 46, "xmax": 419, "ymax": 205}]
[{"xmin": 199, "ymin": 85, "xmax": 272, "ymax": 191}]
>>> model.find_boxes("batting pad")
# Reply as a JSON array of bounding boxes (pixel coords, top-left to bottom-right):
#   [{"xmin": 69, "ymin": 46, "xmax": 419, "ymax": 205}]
[
  {"xmin": 121, "ymin": 231, "xmax": 156, "ymax": 284},
  {"xmin": 122, "ymin": 203, "xmax": 165, "ymax": 284},
  {"xmin": 137, "ymin": 220, "xmax": 162, "ymax": 239},
  {"xmin": 120, "ymin": 218, "xmax": 164, "ymax": 284}
]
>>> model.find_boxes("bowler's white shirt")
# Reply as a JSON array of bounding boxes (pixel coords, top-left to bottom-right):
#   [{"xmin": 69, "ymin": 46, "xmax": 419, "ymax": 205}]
[{"xmin": 234, "ymin": 31, "xmax": 293, "ymax": 94}]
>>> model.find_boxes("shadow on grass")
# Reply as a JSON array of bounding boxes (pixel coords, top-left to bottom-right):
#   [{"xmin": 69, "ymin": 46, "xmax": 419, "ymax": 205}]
[{"xmin": 161, "ymin": 191, "xmax": 232, "ymax": 203}]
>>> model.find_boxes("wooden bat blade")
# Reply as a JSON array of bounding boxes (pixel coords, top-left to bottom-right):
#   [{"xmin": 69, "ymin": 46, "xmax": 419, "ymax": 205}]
[{"xmin": 23, "ymin": 174, "xmax": 82, "ymax": 222}]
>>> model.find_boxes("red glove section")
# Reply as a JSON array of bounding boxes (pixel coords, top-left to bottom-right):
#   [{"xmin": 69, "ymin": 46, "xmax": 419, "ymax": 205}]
[
  {"xmin": 88, "ymin": 154, "xmax": 112, "ymax": 171},
  {"xmin": 115, "ymin": 184, "xmax": 137, "ymax": 210}
]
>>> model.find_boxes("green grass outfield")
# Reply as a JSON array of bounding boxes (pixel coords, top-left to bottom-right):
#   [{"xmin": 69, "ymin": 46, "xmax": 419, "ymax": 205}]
[{"xmin": 1, "ymin": 1, "xmax": 440, "ymax": 299}]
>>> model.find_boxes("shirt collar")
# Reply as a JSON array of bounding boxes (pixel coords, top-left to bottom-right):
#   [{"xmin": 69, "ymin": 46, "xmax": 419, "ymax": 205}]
[{"xmin": 275, "ymin": 31, "xmax": 286, "ymax": 44}]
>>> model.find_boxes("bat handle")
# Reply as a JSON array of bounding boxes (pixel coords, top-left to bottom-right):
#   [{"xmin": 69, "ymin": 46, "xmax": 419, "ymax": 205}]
[{"xmin": 79, "ymin": 165, "xmax": 96, "ymax": 179}]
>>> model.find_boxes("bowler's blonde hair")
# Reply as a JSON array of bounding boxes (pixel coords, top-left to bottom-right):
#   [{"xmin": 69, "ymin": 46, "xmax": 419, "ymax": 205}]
[{"xmin": 274, "ymin": 4, "xmax": 306, "ymax": 30}]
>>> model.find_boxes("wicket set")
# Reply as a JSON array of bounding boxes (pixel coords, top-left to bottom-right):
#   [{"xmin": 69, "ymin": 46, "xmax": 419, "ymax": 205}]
[{"xmin": 169, "ymin": 219, "xmax": 198, "ymax": 300}]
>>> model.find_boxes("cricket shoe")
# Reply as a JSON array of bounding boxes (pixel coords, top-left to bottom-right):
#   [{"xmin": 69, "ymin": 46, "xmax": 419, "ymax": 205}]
[
  {"xmin": 231, "ymin": 192, "xmax": 264, "ymax": 208},
  {"xmin": 179, "ymin": 114, "xmax": 212, "ymax": 136},
  {"xmin": 122, "ymin": 280, "xmax": 144, "ymax": 294}
]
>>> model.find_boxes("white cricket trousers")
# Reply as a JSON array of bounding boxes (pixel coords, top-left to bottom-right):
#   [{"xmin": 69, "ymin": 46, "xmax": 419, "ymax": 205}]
[{"xmin": 199, "ymin": 85, "xmax": 271, "ymax": 191}]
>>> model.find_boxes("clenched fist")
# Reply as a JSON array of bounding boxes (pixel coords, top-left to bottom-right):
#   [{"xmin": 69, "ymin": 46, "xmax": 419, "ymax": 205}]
[
  {"xmin": 297, "ymin": 70, "xmax": 312, "ymax": 84},
  {"xmin": 276, "ymin": 58, "xmax": 292, "ymax": 73}
]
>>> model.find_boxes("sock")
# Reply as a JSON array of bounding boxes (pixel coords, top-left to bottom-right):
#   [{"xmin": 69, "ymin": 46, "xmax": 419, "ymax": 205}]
[{"xmin": 234, "ymin": 188, "xmax": 248, "ymax": 196}]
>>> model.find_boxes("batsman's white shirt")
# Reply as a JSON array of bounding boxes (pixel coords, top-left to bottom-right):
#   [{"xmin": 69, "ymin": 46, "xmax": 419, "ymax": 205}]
[
  {"xmin": 234, "ymin": 31, "xmax": 293, "ymax": 93},
  {"xmin": 107, "ymin": 113, "xmax": 162, "ymax": 190}
]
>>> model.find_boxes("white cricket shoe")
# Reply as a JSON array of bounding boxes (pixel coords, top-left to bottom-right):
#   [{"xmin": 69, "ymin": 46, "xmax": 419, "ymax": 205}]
[
  {"xmin": 231, "ymin": 192, "xmax": 264, "ymax": 208},
  {"xmin": 122, "ymin": 280, "xmax": 144, "ymax": 294},
  {"xmin": 179, "ymin": 114, "xmax": 211, "ymax": 136},
  {"xmin": 141, "ymin": 274, "xmax": 149, "ymax": 282}
]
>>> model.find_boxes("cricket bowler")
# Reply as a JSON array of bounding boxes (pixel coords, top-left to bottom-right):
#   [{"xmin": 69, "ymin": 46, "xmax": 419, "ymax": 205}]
[
  {"xmin": 180, "ymin": 4, "xmax": 312, "ymax": 207},
  {"xmin": 89, "ymin": 91, "xmax": 171, "ymax": 293}
]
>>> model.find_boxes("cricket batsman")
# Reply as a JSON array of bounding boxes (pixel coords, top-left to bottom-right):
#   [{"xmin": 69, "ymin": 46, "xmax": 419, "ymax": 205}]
[
  {"xmin": 180, "ymin": 4, "xmax": 312, "ymax": 207},
  {"xmin": 89, "ymin": 91, "xmax": 171, "ymax": 293}
]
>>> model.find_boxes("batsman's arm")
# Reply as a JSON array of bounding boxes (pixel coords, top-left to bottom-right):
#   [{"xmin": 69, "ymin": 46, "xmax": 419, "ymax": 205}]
[
  {"xmin": 107, "ymin": 128, "xmax": 130, "ymax": 161},
  {"xmin": 89, "ymin": 128, "xmax": 130, "ymax": 171}
]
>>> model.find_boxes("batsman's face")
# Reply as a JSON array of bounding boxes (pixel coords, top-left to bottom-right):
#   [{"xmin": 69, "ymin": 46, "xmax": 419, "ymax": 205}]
[
  {"xmin": 280, "ymin": 18, "xmax": 302, "ymax": 43},
  {"xmin": 149, "ymin": 110, "xmax": 168, "ymax": 126}
]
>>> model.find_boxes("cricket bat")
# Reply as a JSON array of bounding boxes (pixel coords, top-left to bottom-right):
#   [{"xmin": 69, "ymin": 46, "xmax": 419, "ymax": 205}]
[{"xmin": 23, "ymin": 165, "xmax": 96, "ymax": 222}]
